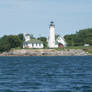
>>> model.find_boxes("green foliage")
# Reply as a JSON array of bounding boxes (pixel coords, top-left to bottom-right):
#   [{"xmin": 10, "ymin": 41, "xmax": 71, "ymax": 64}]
[
  {"xmin": 0, "ymin": 37, "xmax": 11, "ymax": 52},
  {"xmin": 0, "ymin": 34, "xmax": 24, "ymax": 52},
  {"xmin": 30, "ymin": 34, "xmax": 35, "ymax": 39},
  {"xmin": 18, "ymin": 34, "xmax": 24, "ymax": 48},
  {"xmin": 64, "ymin": 28, "xmax": 92, "ymax": 46},
  {"xmin": 37, "ymin": 37, "xmax": 47, "ymax": 48},
  {"xmin": 88, "ymin": 51, "xmax": 92, "ymax": 54}
]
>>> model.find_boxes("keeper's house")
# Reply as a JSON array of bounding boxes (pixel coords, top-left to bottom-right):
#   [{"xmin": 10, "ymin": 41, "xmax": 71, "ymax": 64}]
[{"xmin": 23, "ymin": 33, "xmax": 44, "ymax": 49}]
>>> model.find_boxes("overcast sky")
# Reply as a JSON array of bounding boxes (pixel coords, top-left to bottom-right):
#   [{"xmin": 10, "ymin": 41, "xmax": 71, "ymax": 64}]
[{"xmin": 0, "ymin": 0, "xmax": 92, "ymax": 37}]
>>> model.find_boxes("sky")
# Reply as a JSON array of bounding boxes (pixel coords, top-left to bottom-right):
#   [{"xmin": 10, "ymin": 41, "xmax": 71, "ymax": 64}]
[{"xmin": 0, "ymin": 0, "xmax": 92, "ymax": 37}]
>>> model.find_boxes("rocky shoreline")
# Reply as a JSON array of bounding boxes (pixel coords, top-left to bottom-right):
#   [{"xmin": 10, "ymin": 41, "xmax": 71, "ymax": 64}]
[{"xmin": 0, "ymin": 49, "xmax": 90, "ymax": 56}]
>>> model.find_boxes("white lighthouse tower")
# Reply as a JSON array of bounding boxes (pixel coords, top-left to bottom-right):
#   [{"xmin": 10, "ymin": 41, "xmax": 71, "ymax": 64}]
[{"xmin": 48, "ymin": 21, "xmax": 56, "ymax": 48}]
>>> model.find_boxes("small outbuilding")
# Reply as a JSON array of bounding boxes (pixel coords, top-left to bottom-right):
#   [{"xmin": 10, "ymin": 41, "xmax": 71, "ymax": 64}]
[
  {"xmin": 23, "ymin": 39, "xmax": 44, "ymax": 48},
  {"xmin": 23, "ymin": 33, "xmax": 44, "ymax": 49}
]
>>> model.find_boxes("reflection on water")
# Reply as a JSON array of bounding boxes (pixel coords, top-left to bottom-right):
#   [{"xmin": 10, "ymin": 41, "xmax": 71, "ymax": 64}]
[{"xmin": 0, "ymin": 56, "xmax": 92, "ymax": 92}]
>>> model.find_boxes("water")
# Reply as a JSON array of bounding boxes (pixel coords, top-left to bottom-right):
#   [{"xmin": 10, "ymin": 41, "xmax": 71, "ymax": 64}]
[{"xmin": 0, "ymin": 56, "xmax": 92, "ymax": 92}]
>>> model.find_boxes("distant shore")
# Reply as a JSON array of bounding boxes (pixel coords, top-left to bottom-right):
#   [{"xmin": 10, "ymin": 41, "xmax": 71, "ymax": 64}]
[{"xmin": 0, "ymin": 49, "xmax": 91, "ymax": 56}]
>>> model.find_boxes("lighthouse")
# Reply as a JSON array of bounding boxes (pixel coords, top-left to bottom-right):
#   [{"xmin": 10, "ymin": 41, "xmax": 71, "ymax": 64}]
[{"xmin": 48, "ymin": 21, "xmax": 56, "ymax": 48}]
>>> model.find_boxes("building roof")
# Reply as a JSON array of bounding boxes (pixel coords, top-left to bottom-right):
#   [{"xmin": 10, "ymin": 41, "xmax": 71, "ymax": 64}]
[
  {"xmin": 24, "ymin": 39, "xmax": 43, "ymax": 44},
  {"xmin": 55, "ymin": 34, "xmax": 66, "ymax": 45},
  {"xmin": 25, "ymin": 34, "xmax": 30, "ymax": 36}
]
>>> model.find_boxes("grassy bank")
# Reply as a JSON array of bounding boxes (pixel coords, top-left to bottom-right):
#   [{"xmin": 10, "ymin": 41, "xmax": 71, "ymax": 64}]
[
  {"xmin": 14, "ymin": 46, "xmax": 92, "ymax": 50},
  {"xmin": 12, "ymin": 46, "xmax": 92, "ymax": 54},
  {"xmin": 55, "ymin": 46, "xmax": 92, "ymax": 50},
  {"xmin": 55, "ymin": 46, "xmax": 92, "ymax": 55},
  {"xmin": 65, "ymin": 46, "xmax": 92, "ymax": 50},
  {"xmin": 88, "ymin": 51, "xmax": 92, "ymax": 54}
]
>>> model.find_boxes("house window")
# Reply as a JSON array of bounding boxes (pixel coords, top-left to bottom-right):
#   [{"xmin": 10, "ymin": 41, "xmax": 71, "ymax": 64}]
[
  {"xmin": 25, "ymin": 43, "xmax": 27, "ymax": 46},
  {"xmin": 39, "ymin": 43, "xmax": 41, "ymax": 46},
  {"xmin": 36, "ymin": 43, "xmax": 37, "ymax": 46},
  {"xmin": 32, "ymin": 43, "xmax": 34, "ymax": 47}
]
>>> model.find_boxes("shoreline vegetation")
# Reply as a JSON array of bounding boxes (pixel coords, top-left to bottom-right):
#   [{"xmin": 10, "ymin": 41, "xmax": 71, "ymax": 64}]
[{"xmin": 0, "ymin": 28, "xmax": 92, "ymax": 56}]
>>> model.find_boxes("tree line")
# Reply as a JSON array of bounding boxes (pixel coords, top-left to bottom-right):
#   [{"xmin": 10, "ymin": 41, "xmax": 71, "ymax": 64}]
[
  {"xmin": 0, "ymin": 34, "xmax": 24, "ymax": 52},
  {"xmin": 0, "ymin": 28, "xmax": 92, "ymax": 52},
  {"xmin": 64, "ymin": 28, "xmax": 92, "ymax": 46},
  {"xmin": 0, "ymin": 34, "xmax": 47, "ymax": 52}
]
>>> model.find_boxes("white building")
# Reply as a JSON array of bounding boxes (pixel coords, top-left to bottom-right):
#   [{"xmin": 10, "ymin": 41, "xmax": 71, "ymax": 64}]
[
  {"xmin": 48, "ymin": 21, "xmax": 56, "ymax": 48},
  {"xmin": 23, "ymin": 33, "xmax": 44, "ymax": 49},
  {"xmin": 48, "ymin": 21, "xmax": 66, "ymax": 48},
  {"xmin": 84, "ymin": 44, "xmax": 90, "ymax": 47},
  {"xmin": 24, "ymin": 33, "xmax": 30, "ymax": 41},
  {"xmin": 55, "ymin": 35, "xmax": 66, "ymax": 47}
]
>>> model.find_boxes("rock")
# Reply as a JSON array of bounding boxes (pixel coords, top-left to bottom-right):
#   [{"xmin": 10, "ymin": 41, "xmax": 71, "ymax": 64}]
[{"xmin": 0, "ymin": 49, "xmax": 88, "ymax": 56}]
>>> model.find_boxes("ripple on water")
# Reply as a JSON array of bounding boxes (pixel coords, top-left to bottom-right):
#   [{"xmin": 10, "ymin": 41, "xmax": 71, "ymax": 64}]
[{"xmin": 0, "ymin": 56, "xmax": 92, "ymax": 92}]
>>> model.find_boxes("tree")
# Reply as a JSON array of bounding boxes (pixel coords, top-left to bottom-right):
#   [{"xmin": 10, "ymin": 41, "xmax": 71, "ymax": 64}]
[
  {"xmin": 18, "ymin": 34, "xmax": 24, "ymax": 48},
  {"xmin": 64, "ymin": 28, "xmax": 92, "ymax": 46},
  {"xmin": 0, "ymin": 34, "xmax": 24, "ymax": 52},
  {"xmin": 37, "ymin": 37, "xmax": 47, "ymax": 48}
]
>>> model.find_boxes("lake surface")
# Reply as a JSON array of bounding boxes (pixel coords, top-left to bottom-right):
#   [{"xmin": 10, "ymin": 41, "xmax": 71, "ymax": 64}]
[{"xmin": 0, "ymin": 56, "xmax": 92, "ymax": 92}]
